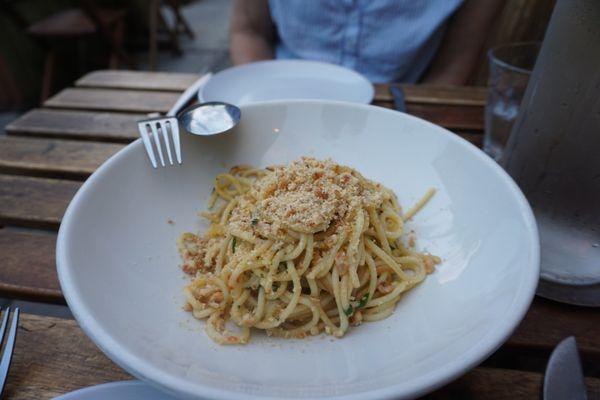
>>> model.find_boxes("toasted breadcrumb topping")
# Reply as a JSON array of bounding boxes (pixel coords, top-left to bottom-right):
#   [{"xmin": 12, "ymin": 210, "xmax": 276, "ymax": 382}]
[{"xmin": 228, "ymin": 157, "xmax": 386, "ymax": 239}]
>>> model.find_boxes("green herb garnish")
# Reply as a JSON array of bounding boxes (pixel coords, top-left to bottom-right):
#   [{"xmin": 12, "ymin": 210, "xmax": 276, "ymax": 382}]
[
  {"xmin": 232, "ymin": 237, "xmax": 237, "ymax": 253},
  {"xmin": 345, "ymin": 294, "xmax": 369, "ymax": 318},
  {"xmin": 344, "ymin": 305, "xmax": 354, "ymax": 317},
  {"xmin": 356, "ymin": 293, "xmax": 369, "ymax": 309},
  {"xmin": 251, "ymin": 218, "xmax": 259, "ymax": 226}
]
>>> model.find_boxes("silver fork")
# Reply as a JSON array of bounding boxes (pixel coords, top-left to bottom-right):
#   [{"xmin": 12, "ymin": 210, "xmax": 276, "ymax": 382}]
[
  {"xmin": 138, "ymin": 73, "xmax": 212, "ymax": 168},
  {"xmin": 0, "ymin": 307, "xmax": 20, "ymax": 397}
]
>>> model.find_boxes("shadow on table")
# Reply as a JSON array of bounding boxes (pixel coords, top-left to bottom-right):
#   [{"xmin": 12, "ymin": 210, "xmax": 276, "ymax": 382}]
[{"xmin": 0, "ymin": 297, "xmax": 72, "ymax": 319}]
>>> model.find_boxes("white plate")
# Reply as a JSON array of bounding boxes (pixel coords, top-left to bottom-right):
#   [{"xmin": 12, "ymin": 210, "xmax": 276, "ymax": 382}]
[
  {"xmin": 54, "ymin": 381, "xmax": 177, "ymax": 399},
  {"xmin": 198, "ymin": 60, "xmax": 374, "ymax": 105},
  {"xmin": 57, "ymin": 101, "xmax": 539, "ymax": 400}
]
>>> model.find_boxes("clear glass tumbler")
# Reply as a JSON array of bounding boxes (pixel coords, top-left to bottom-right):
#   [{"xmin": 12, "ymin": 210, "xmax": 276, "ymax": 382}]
[{"xmin": 484, "ymin": 42, "xmax": 540, "ymax": 161}]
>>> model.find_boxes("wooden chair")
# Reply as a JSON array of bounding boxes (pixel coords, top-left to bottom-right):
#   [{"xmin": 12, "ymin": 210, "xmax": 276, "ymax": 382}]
[
  {"xmin": 0, "ymin": 56, "xmax": 24, "ymax": 110},
  {"xmin": 166, "ymin": 0, "xmax": 195, "ymax": 40},
  {"xmin": 148, "ymin": 0, "xmax": 195, "ymax": 71},
  {"xmin": 2, "ymin": 0, "xmax": 135, "ymax": 102}
]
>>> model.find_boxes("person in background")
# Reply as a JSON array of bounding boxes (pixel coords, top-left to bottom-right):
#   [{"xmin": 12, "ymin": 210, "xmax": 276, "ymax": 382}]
[{"xmin": 229, "ymin": 0, "xmax": 504, "ymax": 84}]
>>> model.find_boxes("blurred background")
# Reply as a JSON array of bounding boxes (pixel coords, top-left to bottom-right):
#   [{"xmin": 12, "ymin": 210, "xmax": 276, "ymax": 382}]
[
  {"xmin": 0, "ymin": 0, "xmax": 554, "ymax": 124},
  {"xmin": 0, "ymin": 0, "xmax": 231, "ymax": 118}
]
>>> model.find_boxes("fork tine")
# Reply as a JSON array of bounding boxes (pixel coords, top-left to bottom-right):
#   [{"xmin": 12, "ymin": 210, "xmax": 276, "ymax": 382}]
[
  {"xmin": 138, "ymin": 123, "xmax": 158, "ymax": 168},
  {"xmin": 159, "ymin": 121, "xmax": 174, "ymax": 165},
  {"xmin": 150, "ymin": 122, "xmax": 166, "ymax": 167},
  {"xmin": 169, "ymin": 119, "xmax": 182, "ymax": 164},
  {"xmin": 0, "ymin": 307, "xmax": 18, "ymax": 396}
]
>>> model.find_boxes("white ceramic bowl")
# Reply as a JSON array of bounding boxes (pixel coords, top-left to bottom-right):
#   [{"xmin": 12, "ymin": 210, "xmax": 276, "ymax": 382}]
[
  {"xmin": 199, "ymin": 60, "xmax": 374, "ymax": 105},
  {"xmin": 57, "ymin": 101, "xmax": 539, "ymax": 400},
  {"xmin": 55, "ymin": 381, "xmax": 178, "ymax": 400}
]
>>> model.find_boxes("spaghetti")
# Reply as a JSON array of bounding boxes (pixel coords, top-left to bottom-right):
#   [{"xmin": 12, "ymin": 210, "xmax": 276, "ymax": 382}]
[{"xmin": 178, "ymin": 157, "xmax": 439, "ymax": 344}]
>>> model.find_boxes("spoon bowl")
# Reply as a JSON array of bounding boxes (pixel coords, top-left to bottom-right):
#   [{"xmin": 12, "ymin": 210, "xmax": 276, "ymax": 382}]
[{"xmin": 178, "ymin": 102, "xmax": 241, "ymax": 136}]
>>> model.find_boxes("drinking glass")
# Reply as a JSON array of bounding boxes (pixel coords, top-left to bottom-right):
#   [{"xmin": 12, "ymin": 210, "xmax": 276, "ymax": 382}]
[{"xmin": 484, "ymin": 42, "xmax": 540, "ymax": 161}]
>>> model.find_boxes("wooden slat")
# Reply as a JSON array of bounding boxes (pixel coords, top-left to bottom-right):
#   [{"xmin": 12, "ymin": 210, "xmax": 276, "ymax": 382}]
[
  {"xmin": 0, "ymin": 229, "xmax": 62, "ymax": 303},
  {"xmin": 60, "ymin": 83, "xmax": 485, "ymax": 113},
  {"xmin": 4, "ymin": 314, "xmax": 130, "ymax": 399},
  {"xmin": 7, "ymin": 107, "xmax": 483, "ymax": 148},
  {"xmin": 44, "ymin": 88, "xmax": 179, "ymax": 114},
  {"xmin": 511, "ymin": 298, "xmax": 600, "ymax": 355},
  {"xmin": 74, "ymin": 71, "xmax": 489, "ymax": 107},
  {"xmin": 425, "ymin": 367, "xmax": 599, "ymax": 399},
  {"xmin": 377, "ymin": 102, "xmax": 484, "ymax": 131},
  {"xmin": 0, "ymin": 136, "xmax": 123, "ymax": 179},
  {"xmin": 6, "ymin": 109, "xmax": 482, "ymax": 146},
  {"xmin": 5, "ymin": 109, "xmax": 142, "ymax": 143},
  {"xmin": 374, "ymin": 84, "xmax": 487, "ymax": 106},
  {"xmin": 74, "ymin": 70, "xmax": 488, "ymax": 104},
  {"xmin": 42, "ymin": 85, "xmax": 483, "ymax": 132},
  {"xmin": 5, "ymin": 314, "xmax": 599, "ymax": 399},
  {"xmin": 76, "ymin": 70, "xmax": 198, "ymax": 91},
  {"xmin": 408, "ymin": 103, "xmax": 484, "ymax": 130},
  {"xmin": 0, "ymin": 175, "xmax": 80, "ymax": 229}
]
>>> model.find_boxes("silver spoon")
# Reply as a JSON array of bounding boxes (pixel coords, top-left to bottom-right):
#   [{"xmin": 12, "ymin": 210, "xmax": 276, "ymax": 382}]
[{"xmin": 178, "ymin": 102, "xmax": 241, "ymax": 136}]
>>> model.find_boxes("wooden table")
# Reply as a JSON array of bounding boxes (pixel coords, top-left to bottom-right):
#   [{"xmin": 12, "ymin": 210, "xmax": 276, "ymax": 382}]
[{"xmin": 2, "ymin": 70, "xmax": 599, "ymax": 399}]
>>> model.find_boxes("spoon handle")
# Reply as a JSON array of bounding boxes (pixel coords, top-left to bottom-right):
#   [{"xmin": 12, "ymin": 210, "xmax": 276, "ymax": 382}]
[{"xmin": 167, "ymin": 73, "xmax": 213, "ymax": 117}]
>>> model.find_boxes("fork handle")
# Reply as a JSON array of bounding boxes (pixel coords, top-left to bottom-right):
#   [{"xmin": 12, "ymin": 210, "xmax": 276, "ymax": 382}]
[{"xmin": 167, "ymin": 73, "xmax": 213, "ymax": 117}]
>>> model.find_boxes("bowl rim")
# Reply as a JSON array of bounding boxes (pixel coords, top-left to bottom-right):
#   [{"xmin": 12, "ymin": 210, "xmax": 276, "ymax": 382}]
[
  {"xmin": 54, "ymin": 380, "xmax": 173, "ymax": 400},
  {"xmin": 56, "ymin": 99, "xmax": 540, "ymax": 400},
  {"xmin": 199, "ymin": 59, "xmax": 375, "ymax": 105}
]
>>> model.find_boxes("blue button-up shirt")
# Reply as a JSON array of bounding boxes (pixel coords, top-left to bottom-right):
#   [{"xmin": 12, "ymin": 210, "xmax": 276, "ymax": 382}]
[{"xmin": 269, "ymin": 0, "xmax": 464, "ymax": 83}]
